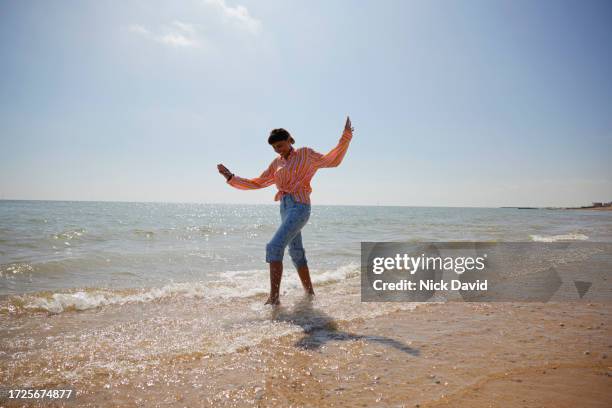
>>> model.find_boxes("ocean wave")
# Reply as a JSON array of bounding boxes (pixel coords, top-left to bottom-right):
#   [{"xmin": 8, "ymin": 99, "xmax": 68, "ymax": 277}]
[
  {"xmin": 51, "ymin": 228, "xmax": 86, "ymax": 241},
  {"xmin": 529, "ymin": 233, "xmax": 589, "ymax": 242},
  {"xmin": 0, "ymin": 256, "xmax": 115, "ymax": 278},
  {"xmin": 132, "ymin": 229, "xmax": 155, "ymax": 238},
  {"xmin": 0, "ymin": 263, "xmax": 361, "ymax": 315},
  {"xmin": 0, "ymin": 283, "xmax": 221, "ymax": 315},
  {"xmin": 129, "ymin": 224, "xmax": 275, "ymax": 240},
  {"xmin": 0, "ymin": 262, "xmax": 34, "ymax": 277}
]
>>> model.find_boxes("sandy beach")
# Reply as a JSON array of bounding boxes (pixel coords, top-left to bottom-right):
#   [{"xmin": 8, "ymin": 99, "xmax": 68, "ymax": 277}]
[
  {"xmin": 2, "ymin": 278, "xmax": 611, "ymax": 407},
  {"xmin": 76, "ymin": 304, "xmax": 611, "ymax": 408},
  {"xmin": 79, "ymin": 303, "xmax": 612, "ymax": 408}
]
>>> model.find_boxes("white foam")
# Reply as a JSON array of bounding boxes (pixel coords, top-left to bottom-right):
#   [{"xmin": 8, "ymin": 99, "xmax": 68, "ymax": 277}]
[
  {"xmin": 529, "ymin": 233, "xmax": 589, "ymax": 242},
  {"xmin": 11, "ymin": 263, "xmax": 362, "ymax": 315},
  {"xmin": 311, "ymin": 262, "xmax": 360, "ymax": 284},
  {"xmin": 21, "ymin": 282, "xmax": 223, "ymax": 314}
]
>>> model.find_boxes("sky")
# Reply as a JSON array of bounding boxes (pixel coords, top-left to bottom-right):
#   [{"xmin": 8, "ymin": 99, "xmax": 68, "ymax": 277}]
[{"xmin": 1, "ymin": 0, "xmax": 611, "ymax": 207}]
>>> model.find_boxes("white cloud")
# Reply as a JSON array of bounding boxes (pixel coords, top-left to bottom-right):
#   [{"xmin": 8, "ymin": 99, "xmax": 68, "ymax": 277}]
[
  {"xmin": 128, "ymin": 21, "xmax": 201, "ymax": 48},
  {"xmin": 204, "ymin": 0, "xmax": 262, "ymax": 34},
  {"xmin": 127, "ymin": 1, "xmax": 262, "ymax": 50}
]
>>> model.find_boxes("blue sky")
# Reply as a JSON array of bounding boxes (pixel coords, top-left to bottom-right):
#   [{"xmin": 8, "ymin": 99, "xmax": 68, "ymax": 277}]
[{"xmin": 1, "ymin": 0, "xmax": 610, "ymax": 207}]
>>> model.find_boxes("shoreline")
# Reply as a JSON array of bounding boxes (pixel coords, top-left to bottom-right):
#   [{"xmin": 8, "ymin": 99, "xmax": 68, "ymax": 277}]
[
  {"xmin": 3, "ymin": 298, "xmax": 610, "ymax": 407},
  {"xmin": 75, "ymin": 301, "xmax": 612, "ymax": 407}
]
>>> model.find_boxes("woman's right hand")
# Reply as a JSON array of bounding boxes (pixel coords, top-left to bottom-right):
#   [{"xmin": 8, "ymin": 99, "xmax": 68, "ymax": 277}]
[
  {"xmin": 344, "ymin": 115, "xmax": 354, "ymax": 133},
  {"xmin": 217, "ymin": 164, "xmax": 233, "ymax": 181}
]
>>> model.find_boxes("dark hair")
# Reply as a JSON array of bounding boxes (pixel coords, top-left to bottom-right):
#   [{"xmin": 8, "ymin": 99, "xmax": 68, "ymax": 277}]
[{"xmin": 268, "ymin": 128, "xmax": 295, "ymax": 145}]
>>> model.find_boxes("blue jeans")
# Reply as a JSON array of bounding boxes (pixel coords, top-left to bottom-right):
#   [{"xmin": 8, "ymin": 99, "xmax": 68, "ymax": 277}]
[{"xmin": 265, "ymin": 194, "xmax": 311, "ymax": 267}]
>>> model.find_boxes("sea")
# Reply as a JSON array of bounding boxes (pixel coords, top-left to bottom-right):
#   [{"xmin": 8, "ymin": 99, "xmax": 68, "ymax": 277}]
[{"xmin": 1, "ymin": 200, "xmax": 611, "ymax": 311}]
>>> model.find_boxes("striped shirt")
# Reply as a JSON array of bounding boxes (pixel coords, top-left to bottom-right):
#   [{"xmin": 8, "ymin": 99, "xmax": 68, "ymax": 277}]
[{"xmin": 227, "ymin": 129, "xmax": 352, "ymax": 204}]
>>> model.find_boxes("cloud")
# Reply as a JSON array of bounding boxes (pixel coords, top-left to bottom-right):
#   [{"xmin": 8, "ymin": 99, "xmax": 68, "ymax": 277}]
[
  {"xmin": 204, "ymin": 0, "xmax": 262, "ymax": 34},
  {"xmin": 127, "ymin": 2, "xmax": 262, "ymax": 51},
  {"xmin": 128, "ymin": 21, "xmax": 201, "ymax": 48}
]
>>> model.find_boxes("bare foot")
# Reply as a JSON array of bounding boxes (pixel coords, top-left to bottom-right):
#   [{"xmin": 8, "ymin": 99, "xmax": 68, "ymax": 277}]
[
  {"xmin": 303, "ymin": 293, "xmax": 315, "ymax": 303},
  {"xmin": 264, "ymin": 295, "xmax": 280, "ymax": 305}
]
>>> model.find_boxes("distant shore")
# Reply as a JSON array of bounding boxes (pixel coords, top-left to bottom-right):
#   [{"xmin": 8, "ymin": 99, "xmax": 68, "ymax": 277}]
[
  {"xmin": 563, "ymin": 206, "xmax": 612, "ymax": 211},
  {"xmin": 501, "ymin": 206, "xmax": 612, "ymax": 211}
]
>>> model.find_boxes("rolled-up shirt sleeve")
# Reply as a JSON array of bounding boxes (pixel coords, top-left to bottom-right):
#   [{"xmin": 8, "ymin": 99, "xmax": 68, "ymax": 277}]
[
  {"xmin": 308, "ymin": 129, "xmax": 353, "ymax": 169},
  {"xmin": 227, "ymin": 159, "xmax": 278, "ymax": 189}
]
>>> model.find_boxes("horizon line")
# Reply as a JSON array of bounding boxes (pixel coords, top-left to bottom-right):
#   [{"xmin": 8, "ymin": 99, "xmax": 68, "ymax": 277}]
[{"xmin": 0, "ymin": 197, "xmax": 606, "ymax": 210}]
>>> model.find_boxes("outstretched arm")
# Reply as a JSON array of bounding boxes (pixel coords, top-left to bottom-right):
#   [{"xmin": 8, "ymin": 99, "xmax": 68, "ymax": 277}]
[
  {"xmin": 219, "ymin": 159, "xmax": 278, "ymax": 190},
  {"xmin": 309, "ymin": 116, "xmax": 354, "ymax": 169}
]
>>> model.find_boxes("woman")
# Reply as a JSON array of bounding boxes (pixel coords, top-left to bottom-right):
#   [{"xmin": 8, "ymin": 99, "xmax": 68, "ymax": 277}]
[{"xmin": 217, "ymin": 116, "xmax": 354, "ymax": 305}]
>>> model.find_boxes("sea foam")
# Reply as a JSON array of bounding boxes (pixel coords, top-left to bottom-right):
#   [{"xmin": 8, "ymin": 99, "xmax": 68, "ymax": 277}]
[
  {"xmin": 1, "ymin": 263, "xmax": 361, "ymax": 315},
  {"xmin": 529, "ymin": 233, "xmax": 589, "ymax": 242}
]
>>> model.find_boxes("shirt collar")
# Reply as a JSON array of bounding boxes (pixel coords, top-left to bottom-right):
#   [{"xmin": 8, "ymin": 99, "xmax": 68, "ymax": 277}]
[{"xmin": 280, "ymin": 147, "xmax": 296, "ymax": 161}]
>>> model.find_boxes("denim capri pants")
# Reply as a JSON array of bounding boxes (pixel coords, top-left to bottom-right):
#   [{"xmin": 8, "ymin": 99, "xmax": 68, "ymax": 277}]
[{"xmin": 265, "ymin": 194, "xmax": 311, "ymax": 267}]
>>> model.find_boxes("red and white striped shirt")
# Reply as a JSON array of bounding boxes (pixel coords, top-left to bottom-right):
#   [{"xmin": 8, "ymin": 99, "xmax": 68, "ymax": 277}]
[{"xmin": 227, "ymin": 129, "xmax": 353, "ymax": 204}]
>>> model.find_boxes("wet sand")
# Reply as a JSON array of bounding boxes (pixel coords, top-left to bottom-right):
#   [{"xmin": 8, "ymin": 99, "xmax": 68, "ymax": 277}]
[{"xmin": 2, "ymin": 295, "xmax": 610, "ymax": 407}]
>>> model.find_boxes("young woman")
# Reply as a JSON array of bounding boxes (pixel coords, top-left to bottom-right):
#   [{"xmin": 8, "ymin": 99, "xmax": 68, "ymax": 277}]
[{"xmin": 217, "ymin": 116, "xmax": 354, "ymax": 305}]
